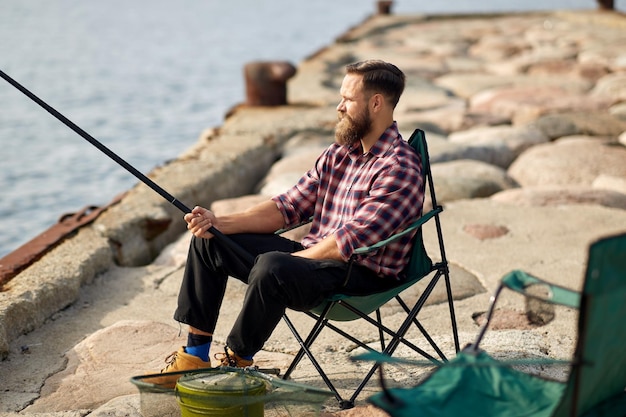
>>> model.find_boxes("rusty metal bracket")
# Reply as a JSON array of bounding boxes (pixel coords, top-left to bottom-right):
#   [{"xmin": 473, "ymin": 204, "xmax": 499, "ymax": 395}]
[{"xmin": 0, "ymin": 193, "xmax": 125, "ymax": 290}]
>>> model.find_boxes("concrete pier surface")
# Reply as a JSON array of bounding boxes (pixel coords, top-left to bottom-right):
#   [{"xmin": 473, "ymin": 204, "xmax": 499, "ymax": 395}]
[{"xmin": 1, "ymin": 8, "xmax": 625, "ymax": 417}]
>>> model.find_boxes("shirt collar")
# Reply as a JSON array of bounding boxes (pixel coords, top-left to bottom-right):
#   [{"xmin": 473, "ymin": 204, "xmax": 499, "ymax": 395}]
[{"xmin": 347, "ymin": 121, "xmax": 400, "ymax": 159}]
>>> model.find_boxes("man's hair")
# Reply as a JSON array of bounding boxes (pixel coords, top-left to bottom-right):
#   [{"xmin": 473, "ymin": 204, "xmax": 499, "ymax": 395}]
[{"xmin": 346, "ymin": 60, "xmax": 405, "ymax": 108}]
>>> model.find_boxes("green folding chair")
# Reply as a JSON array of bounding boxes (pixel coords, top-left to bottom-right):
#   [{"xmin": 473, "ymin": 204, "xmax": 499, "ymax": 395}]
[
  {"xmin": 368, "ymin": 232, "xmax": 626, "ymax": 417},
  {"xmin": 281, "ymin": 129, "xmax": 461, "ymax": 409}
]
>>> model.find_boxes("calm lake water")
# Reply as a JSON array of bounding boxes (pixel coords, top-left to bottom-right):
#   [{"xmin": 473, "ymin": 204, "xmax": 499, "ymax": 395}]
[{"xmin": 0, "ymin": 0, "xmax": 602, "ymax": 257}]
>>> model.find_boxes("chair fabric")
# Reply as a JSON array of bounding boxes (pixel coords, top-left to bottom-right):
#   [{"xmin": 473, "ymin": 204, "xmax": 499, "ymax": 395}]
[
  {"xmin": 553, "ymin": 232, "xmax": 626, "ymax": 417},
  {"xmin": 369, "ymin": 232, "xmax": 626, "ymax": 417},
  {"xmin": 281, "ymin": 129, "xmax": 460, "ymax": 408},
  {"xmin": 372, "ymin": 350, "xmax": 565, "ymax": 417},
  {"xmin": 309, "ymin": 220, "xmax": 434, "ymax": 322}
]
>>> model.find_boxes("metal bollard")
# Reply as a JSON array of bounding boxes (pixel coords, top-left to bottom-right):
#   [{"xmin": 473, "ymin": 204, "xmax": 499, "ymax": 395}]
[
  {"xmin": 596, "ymin": 0, "xmax": 614, "ymax": 9},
  {"xmin": 377, "ymin": 1, "xmax": 393, "ymax": 15},
  {"xmin": 244, "ymin": 61, "xmax": 297, "ymax": 106}
]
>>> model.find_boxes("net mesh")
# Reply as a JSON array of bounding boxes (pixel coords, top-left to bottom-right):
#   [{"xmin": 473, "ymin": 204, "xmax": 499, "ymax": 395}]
[{"xmin": 131, "ymin": 366, "xmax": 333, "ymax": 417}]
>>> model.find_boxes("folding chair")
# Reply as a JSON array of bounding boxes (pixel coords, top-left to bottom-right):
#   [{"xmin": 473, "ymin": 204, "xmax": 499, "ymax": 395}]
[
  {"xmin": 368, "ymin": 232, "xmax": 626, "ymax": 417},
  {"xmin": 280, "ymin": 129, "xmax": 461, "ymax": 409}
]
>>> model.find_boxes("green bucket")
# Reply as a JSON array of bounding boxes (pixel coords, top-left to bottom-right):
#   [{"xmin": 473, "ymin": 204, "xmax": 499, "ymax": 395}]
[{"xmin": 175, "ymin": 371, "xmax": 267, "ymax": 417}]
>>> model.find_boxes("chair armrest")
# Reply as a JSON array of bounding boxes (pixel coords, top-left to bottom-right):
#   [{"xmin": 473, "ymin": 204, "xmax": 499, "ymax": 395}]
[
  {"xmin": 352, "ymin": 207, "xmax": 442, "ymax": 256},
  {"xmin": 275, "ymin": 216, "xmax": 313, "ymax": 235},
  {"xmin": 471, "ymin": 269, "xmax": 581, "ymax": 350},
  {"xmin": 501, "ymin": 270, "xmax": 581, "ymax": 309},
  {"xmin": 275, "ymin": 206, "xmax": 442, "ymax": 258}
]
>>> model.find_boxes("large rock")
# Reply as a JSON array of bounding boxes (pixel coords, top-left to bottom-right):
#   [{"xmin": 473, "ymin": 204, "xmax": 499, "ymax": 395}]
[
  {"xmin": 24, "ymin": 320, "xmax": 184, "ymax": 412},
  {"xmin": 483, "ymin": 45, "xmax": 578, "ymax": 76},
  {"xmin": 593, "ymin": 174, "xmax": 626, "ymax": 195},
  {"xmin": 25, "ymin": 320, "xmax": 294, "ymax": 415},
  {"xmin": 430, "ymin": 159, "xmax": 518, "ymax": 205},
  {"xmin": 491, "ymin": 186, "xmax": 626, "ymax": 210},
  {"xmin": 610, "ymin": 103, "xmax": 626, "ymax": 121},
  {"xmin": 88, "ymin": 395, "xmax": 141, "ymax": 417},
  {"xmin": 467, "ymin": 28, "xmax": 529, "ymax": 61},
  {"xmin": 380, "ymin": 262, "xmax": 486, "ymax": 317},
  {"xmin": 0, "ymin": 228, "xmax": 112, "ymax": 360},
  {"xmin": 508, "ymin": 137, "xmax": 626, "ymax": 187},
  {"xmin": 434, "ymin": 73, "xmax": 591, "ymax": 99},
  {"xmin": 447, "ymin": 124, "xmax": 549, "ymax": 168},
  {"xmin": 590, "ymin": 71, "xmax": 626, "ymax": 103},
  {"xmin": 527, "ymin": 60, "xmax": 609, "ymax": 82},
  {"xmin": 469, "ymin": 86, "xmax": 612, "ymax": 125},
  {"xmin": 400, "ymin": 98, "xmax": 468, "ymax": 133},
  {"xmin": 578, "ymin": 37, "xmax": 626, "ymax": 72},
  {"xmin": 533, "ymin": 112, "xmax": 626, "ymax": 139},
  {"xmin": 424, "ymin": 134, "xmax": 470, "ymax": 163},
  {"xmin": 281, "ymin": 131, "xmax": 334, "ymax": 158},
  {"xmin": 256, "ymin": 147, "xmax": 324, "ymax": 195}
]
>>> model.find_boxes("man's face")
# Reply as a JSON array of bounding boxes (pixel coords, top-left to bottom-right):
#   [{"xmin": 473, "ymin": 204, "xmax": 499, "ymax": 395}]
[{"xmin": 335, "ymin": 74, "xmax": 373, "ymax": 147}]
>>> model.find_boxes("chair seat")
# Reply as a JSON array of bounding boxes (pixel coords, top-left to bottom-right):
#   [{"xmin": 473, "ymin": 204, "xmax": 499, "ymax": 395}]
[
  {"xmin": 310, "ymin": 275, "xmax": 424, "ymax": 321},
  {"xmin": 370, "ymin": 351, "xmax": 565, "ymax": 417}
]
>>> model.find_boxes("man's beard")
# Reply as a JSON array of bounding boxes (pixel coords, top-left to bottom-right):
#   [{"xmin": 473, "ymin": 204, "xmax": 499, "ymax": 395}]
[{"xmin": 335, "ymin": 108, "xmax": 372, "ymax": 147}]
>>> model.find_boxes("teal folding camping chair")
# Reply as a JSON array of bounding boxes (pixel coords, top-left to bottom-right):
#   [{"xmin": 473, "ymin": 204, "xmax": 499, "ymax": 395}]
[
  {"xmin": 368, "ymin": 232, "xmax": 626, "ymax": 417},
  {"xmin": 281, "ymin": 129, "xmax": 461, "ymax": 409}
]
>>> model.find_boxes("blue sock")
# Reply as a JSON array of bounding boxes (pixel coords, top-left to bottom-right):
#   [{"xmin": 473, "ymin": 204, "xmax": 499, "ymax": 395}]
[{"xmin": 184, "ymin": 333, "xmax": 212, "ymax": 362}]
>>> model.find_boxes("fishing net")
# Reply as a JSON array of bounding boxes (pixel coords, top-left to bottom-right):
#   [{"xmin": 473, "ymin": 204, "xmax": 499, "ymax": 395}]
[{"xmin": 131, "ymin": 366, "xmax": 333, "ymax": 417}]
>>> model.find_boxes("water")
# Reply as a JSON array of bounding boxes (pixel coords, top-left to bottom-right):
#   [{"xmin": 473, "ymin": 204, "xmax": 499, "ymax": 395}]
[{"xmin": 0, "ymin": 0, "xmax": 607, "ymax": 258}]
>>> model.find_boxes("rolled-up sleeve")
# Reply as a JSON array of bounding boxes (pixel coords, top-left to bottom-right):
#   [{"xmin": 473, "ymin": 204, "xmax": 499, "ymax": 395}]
[{"xmin": 272, "ymin": 170, "xmax": 319, "ymax": 229}]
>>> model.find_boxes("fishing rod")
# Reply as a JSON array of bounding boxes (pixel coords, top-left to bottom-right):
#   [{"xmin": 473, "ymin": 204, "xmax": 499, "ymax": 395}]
[{"xmin": 0, "ymin": 69, "xmax": 254, "ymax": 264}]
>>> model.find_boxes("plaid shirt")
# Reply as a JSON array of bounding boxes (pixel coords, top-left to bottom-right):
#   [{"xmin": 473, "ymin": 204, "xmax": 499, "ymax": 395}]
[{"xmin": 272, "ymin": 122, "xmax": 424, "ymax": 278}]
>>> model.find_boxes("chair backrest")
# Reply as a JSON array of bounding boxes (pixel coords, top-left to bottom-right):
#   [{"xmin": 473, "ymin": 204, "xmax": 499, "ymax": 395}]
[
  {"xmin": 406, "ymin": 129, "xmax": 436, "ymax": 279},
  {"xmin": 553, "ymin": 232, "xmax": 626, "ymax": 417}
]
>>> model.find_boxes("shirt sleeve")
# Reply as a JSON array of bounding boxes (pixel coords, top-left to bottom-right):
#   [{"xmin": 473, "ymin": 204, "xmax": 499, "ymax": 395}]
[
  {"xmin": 334, "ymin": 163, "xmax": 424, "ymax": 261},
  {"xmin": 271, "ymin": 162, "xmax": 321, "ymax": 229}
]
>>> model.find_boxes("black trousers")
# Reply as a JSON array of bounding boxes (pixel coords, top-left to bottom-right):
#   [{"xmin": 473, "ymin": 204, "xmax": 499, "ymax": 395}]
[{"xmin": 173, "ymin": 233, "xmax": 399, "ymax": 357}]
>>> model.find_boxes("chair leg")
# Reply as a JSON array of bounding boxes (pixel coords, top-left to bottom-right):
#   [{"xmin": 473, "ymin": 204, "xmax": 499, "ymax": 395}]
[
  {"xmin": 376, "ymin": 309, "xmax": 386, "ymax": 351},
  {"xmin": 432, "ymin": 208, "xmax": 461, "ymax": 354},
  {"xmin": 341, "ymin": 277, "xmax": 448, "ymax": 404},
  {"xmin": 393, "ymin": 268, "xmax": 451, "ymax": 361},
  {"xmin": 346, "ymin": 282, "xmax": 445, "ymax": 405},
  {"xmin": 349, "ymin": 360, "xmax": 384, "ymax": 406},
  {"xmin": 334, "ymin": 301, "xmax": 440, "ymax": 361},
  {"xmin": 396, "ymin": 296, "xmax": 447, "ymax": 361},
  {"xmin": 281, "ymin": 263, "xmax": 459, "ymax": 407},
  {"xmin": 282, "ymin": 313, "xmax": 324, "ymax": 379},
  {"xmin": 443, "ymin": 267, "xmax": 461, "ymax": 353},
  {"xmin": 282, "ymin": 306, "xmax": 348, "ymax": 406}
]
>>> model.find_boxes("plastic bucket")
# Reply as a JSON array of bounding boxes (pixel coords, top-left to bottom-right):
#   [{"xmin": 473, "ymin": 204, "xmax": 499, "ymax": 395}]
[{"xmin": 175, "ymin": 371, "xmax": 266, "ymax": 417}]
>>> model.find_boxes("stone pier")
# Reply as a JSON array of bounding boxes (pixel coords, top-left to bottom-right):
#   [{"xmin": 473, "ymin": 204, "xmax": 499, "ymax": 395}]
[{"xmin": 1, "ymin": 9, "xmax": 625, "ymax": 417}]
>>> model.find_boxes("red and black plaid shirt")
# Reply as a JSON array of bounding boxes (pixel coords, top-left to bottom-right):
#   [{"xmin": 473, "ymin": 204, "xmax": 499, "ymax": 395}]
[{"xmin": 273, "ymin": 122, "xmax": 424, "ymax": 278}]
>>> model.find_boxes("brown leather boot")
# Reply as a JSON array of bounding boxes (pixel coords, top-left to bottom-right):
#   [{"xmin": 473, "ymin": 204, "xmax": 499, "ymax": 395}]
[{"xmin": 148, "ymin": 346, "xmax": 211, "ymax": 389}]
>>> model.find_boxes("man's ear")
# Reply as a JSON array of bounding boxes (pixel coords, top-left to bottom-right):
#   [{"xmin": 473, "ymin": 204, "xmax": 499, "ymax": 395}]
[{"xmin": 370, "ymin": 93, "xmax": 385, "ymax": 112}]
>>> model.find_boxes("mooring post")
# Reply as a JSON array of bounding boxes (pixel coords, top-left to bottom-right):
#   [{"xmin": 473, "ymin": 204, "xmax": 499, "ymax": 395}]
[
  {"xmin": 597, "ymin": 0, "xmax": 614, "ymax": 9},
  {"xmin": 377, "ymin": 1, "xmax": 393, "ymax": 15},
  {"xmin": 244, "ymin": 61, "xmax": 297, "ymax": 106}
]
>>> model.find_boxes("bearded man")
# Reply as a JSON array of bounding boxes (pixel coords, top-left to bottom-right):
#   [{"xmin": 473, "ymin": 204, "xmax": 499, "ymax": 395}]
[{"xmin": 153, "ymin": 60, "xmax": 424, "ymax": 386}]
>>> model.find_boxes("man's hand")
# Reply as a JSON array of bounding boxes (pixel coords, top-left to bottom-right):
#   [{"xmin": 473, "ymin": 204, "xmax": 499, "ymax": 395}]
[
  {"xmin": 183, "ymin": 200, "xmax": 285, "ymax": 239},
  {"xmin": 184, "ymin": 206, "xmax": 217, "ymax": 239}
]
